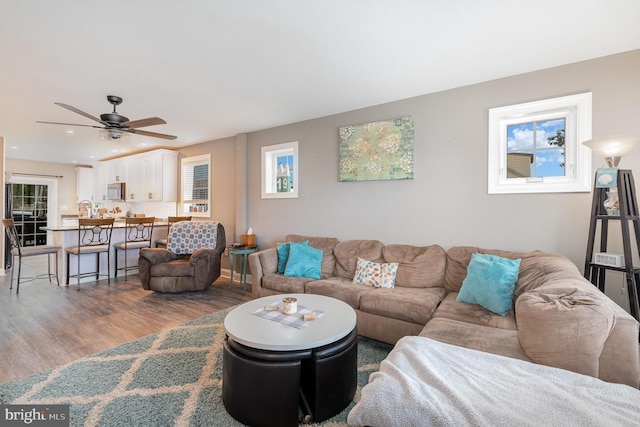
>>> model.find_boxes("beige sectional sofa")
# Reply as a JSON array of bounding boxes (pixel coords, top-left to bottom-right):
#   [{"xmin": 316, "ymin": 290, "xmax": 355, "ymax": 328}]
[{"xmin": 248, "ymin": 234, "xmax": 640, "ymax": 388}]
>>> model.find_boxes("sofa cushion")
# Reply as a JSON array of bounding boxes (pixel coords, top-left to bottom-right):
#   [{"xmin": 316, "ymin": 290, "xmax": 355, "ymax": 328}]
[
  {"xmin": 456, "ymin": 253, "xmax": 521, "ymax": 316},
  {"xmin": 359, "ymin": 287, "xmax": 446, "ymax": 325},
  {"xmin": 286, "ymin": 234, "xmax": 339, "ymax": 279},
  {"xmin": 382, "ymin": 244, "xmax": 446, "ymax": 288},
  {"xmin": 420, "ymin": 317, "xmax": 531, "ymax": 362},
  {"xmin": 433, "ymin": 293, "xmax": 517, "ymax": 330},
  {"xmin": 334, "ymin": 240, "xmax": 385, "ymax": 280},
  {"xmin": 150, "ymin": 259, "xmax": 193, "ymax": 277},
  {"xmin": 305, "ymin": 277, "xmax": 374, "ymax": 309},
  {"xmin": 262, "ymin": 273, "xmax": 312, "ymax": 294},
  {"xmin": 276, "ymin": 240, "xmax": 308, "ymax": 273},
  {"xmin": 284, "ymin": 244, "xmax": 322, "ymax": 279},
  {"xmin": 353, "ymin": 257, "xmax": 398, "ymax": 288},
  {"xmin": 516, "ymin": 284, "xmax": 615, "ymax": 377}
]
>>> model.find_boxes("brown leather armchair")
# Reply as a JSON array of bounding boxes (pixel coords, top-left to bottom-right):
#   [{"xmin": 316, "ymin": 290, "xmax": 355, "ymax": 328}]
[{"xmin": 139, "ymin": 221, "xmax": 225, "ymax": 292}]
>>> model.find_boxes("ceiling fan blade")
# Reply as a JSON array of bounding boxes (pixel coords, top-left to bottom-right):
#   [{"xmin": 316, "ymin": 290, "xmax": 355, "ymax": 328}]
[
  {"xmin": 127, "ymin": 128, "xmax": 177, "ymax": 140},
  {"xmin": 36, "ymin": 120, "xmax": 102, "ymax": 129},
  {"xmin": 55, "ymin": 102, "xmax": 105, "ymax": 124},
  {"xmin": 123, "ymin": 117, "xmax": 166, "ymax": 129}
]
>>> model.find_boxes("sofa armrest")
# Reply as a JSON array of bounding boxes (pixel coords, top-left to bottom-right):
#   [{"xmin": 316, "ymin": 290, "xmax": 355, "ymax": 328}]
[
  {"xmin": 190, "ymin": 249, "xmax": 222, "ymax": 288},
  {"xmin": 140, "ymin": 248, "xmax": 178, "ymax": 264},
  {"xmin": 139, "ymin": 248, "xmax": 179, "ymax": 290},
  {"xmin": 515, "ymin": 283, "xmax": 615, "ymax": 378},
  {"xmin": 249, "ymin": 247, "xmax": 278, "ymax": 298},
  {"xmin": 190, "ymin": 248, "xmax": 216, "ymax": 264}
]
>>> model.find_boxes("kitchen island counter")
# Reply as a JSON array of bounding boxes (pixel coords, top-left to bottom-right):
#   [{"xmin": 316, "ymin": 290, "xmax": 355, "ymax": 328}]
[{"xmin": 43, "ymin": 220, "xmax": 169, "ymax": 284}]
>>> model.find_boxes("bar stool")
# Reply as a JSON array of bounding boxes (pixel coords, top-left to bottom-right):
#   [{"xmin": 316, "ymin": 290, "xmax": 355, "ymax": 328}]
[
  {"xmin": 66, "ymin": 218, "xmax": 114, "ymax": 289},
  {"xmin": 154, "ymin": 216, "xmax": 192, "ymax": 248},
  {"xmin": 2, "ymin": 218, "xmax": 61, "ymax": 294},
  {"xmin": 113, "ymin": 217, "xmax": 155, "ymax": 279}
]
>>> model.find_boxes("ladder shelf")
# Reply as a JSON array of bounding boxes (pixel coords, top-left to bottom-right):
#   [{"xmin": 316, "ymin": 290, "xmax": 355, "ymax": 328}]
[{"xmin": 583, "ymin": 169, "xmax": 640, "ymax": 321}]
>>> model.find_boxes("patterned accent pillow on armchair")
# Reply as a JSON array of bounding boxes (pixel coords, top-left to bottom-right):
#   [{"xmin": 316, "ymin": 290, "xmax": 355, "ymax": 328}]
[{"xmin": 167, "ymin": 221, "xmax": 219, "ymax": 255}]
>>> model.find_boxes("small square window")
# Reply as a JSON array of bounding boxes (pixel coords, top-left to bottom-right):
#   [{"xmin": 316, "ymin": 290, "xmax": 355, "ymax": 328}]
[
  {"xmin": 261, "ymin": 141, "xmax": 298, "ymax": 199},
  {"xmin": 488, "ymin": 93, "xmax": 592, "ymax": 194}
]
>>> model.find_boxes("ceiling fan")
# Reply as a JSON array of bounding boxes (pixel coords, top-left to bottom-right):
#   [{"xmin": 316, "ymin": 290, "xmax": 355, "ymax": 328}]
[{"xmin": 36, "ymin": 95, "xmax": 177, "ymax": 140}]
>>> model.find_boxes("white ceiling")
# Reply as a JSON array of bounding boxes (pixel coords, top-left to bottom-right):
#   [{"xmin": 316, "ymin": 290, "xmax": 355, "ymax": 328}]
[{"xmin": 2, "ymin": 0, "xmax": 640, "ymax": 165}]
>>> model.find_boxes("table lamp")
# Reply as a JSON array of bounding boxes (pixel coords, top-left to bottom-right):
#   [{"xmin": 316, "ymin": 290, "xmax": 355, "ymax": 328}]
[{"xmin": 582, "ymin": 134, "xmax": 640, "ymax": 167}]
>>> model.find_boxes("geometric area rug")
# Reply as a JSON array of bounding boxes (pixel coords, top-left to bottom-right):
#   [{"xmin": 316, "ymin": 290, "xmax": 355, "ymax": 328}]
[{"xmin": 0, "ymin": 308, "xmax": 392, "ymax": 426}]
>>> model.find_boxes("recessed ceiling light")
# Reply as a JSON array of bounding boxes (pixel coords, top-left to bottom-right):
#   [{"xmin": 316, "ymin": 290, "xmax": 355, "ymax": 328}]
[
  {"xmin": 10, "ymin": 146, "xmax": 17, "ymax": 149},
  {"xmin": 89, "ymin": 155, "xmax": 95, "ymax": 158},
  {"xmin": 66, "ymin": 130, "xmax": 75, "ymax": 134},
  {"xmin": 71, "ymin": 160, "xmax": 77, "ymax": 163}
]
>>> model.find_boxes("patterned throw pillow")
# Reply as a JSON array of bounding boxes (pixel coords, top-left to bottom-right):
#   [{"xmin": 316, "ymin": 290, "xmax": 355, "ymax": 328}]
[{"xmin": 353, "ymin": 257, "xmax": 399, "ymax": 288}]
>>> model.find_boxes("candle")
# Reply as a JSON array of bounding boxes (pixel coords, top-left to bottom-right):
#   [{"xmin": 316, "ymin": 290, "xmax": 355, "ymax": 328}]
[{"xmin": 282, "ymin": 297, "xmax": 298, "ymax": 315}]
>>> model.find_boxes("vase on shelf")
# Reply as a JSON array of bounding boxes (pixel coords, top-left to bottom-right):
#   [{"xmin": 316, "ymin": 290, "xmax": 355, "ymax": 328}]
[{"xmin": 603, "ymin": 187, "xmax": 620, "ymax": 216}]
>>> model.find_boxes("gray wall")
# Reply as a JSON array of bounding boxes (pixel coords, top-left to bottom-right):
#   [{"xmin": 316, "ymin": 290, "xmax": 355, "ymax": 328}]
[{"xmin": 244, "ymin": 50, "xmax": 640, "ymax": 307}]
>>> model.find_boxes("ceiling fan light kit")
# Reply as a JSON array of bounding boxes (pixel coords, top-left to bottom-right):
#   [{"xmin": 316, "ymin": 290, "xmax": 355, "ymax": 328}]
[
  {"xmin": 36, "ymin": 95, "xmax": 177, "ymax": 141},
  {"xmin": 99, "ymin": 128, "xmax": 130, "ymax": 142}
]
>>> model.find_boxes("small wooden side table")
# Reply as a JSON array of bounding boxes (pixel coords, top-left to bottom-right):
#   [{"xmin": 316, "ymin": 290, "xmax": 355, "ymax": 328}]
[{"xmin": 228, "ymin": 245, "xmax": 258, "ymax": 290}]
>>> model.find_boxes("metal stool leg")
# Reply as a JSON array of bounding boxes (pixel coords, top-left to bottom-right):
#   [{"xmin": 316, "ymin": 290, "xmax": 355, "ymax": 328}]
[
  {"xmin": 47, "ymin": 253, "xmax": 52, "ymax": 284},
  {"xmin": 66, "ymin": 252, "xmax": 70, "ymax": 285},
  {"xmin": 114, "ymin": 249, "xmax": 118, "ymax": 278},
  {"xmin": 56, "ymin": 251, "xmax": 60, "ymax": 285},
  {"xmin": 16, "ymin": 254, "xmax": 22, "ymax": 294},
  {"xmin": 9, "ymin": 254, "xmax": 15, "ymax": 291}
]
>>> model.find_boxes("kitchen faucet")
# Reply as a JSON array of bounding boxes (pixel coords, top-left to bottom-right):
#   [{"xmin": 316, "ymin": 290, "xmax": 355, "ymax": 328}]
[{"xmin": 78, "ymin": 200, "xmax": 93, "ymax": 218}]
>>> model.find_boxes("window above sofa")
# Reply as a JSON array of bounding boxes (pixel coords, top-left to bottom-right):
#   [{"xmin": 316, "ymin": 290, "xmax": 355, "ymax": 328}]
[{"xmin": 488, "ymin": 92, "xmax": 592, "ymax": 194}]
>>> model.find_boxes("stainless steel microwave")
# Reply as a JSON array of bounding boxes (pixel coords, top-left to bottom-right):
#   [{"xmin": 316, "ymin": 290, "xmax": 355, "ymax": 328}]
[{"xmin": 107, "ymin": 182, "xmax": 126, "ymax": 201}]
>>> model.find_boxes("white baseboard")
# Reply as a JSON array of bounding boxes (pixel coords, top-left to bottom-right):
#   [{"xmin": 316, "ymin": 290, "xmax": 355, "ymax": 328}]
[{"xmin": 221, "ymin": 268, "xmax": 252, "ymax": 285}]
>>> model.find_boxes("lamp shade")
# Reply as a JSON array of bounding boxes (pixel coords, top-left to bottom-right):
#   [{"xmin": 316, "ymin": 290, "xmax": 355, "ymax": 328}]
[{"xmin": 582, "ymin": 134, "xmax": 640, "ymax": 167}]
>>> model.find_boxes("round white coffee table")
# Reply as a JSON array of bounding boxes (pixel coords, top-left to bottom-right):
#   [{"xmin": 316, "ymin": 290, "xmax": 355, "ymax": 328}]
[
  {"xmin": 224, "ymin": 293, "xmax": 356, "ymax": 351},
  {"xmin": 223, "ymin": 293, "xmax": 358, "ymax": 427}
]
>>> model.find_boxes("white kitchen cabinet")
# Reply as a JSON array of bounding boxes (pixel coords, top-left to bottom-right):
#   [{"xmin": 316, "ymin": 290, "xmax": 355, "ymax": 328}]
[
  {"xmin": 94, "ymin": 163, "xmax": 109, "ymax": 202},
  {"xmin": 76, "ymin": 167, "xmax": 95, "ymax": 202},
  {"xmin": 98, "ymin": 149, "xmax": 178, "ymax": 202},
  {"xmin": 142, "ymin": 151, "xmax": 178, "ymax": 201},
  {"xmin": 108, "ymin": 160, "xmax": 126, "ymax": 184},
  {"xmin": 126, "ymin": 159, "xmax": 140, "ymax": 201}
]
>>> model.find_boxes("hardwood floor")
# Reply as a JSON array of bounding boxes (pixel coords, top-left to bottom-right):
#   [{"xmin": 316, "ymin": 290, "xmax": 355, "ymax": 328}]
[{"xmin": 0, "ymin": 256, "xmax": 252, "ymax": 383}]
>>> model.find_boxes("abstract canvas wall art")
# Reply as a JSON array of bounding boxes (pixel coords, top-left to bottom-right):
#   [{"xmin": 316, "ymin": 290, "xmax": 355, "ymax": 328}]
[{"xmin": 339, "ymin": 116, "xmax": 414, "ymax": 182}]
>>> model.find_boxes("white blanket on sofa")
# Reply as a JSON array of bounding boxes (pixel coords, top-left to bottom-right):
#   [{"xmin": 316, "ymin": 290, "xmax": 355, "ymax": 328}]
[{"xmin": 348, "ymin": 336, "xmax": 640, "ymax": 427}]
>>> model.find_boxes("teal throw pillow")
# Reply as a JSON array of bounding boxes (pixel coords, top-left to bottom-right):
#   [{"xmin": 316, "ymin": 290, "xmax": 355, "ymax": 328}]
[
  {"xmin": 276, "ymin": 241, "xmax": 309, "ymax": 274},
  {"xmin": 456, "ymin": 253, "xmax": 521, "ymax": 316},
  {"xmin": 284, "ymin": 244, "xmax": 323, "ymax": 279}
]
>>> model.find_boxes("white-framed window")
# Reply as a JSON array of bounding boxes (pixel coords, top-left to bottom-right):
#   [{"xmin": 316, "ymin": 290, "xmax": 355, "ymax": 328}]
[
  {"xmin": 261, "ymin": 141, "xmax": 298, "ymax": 199},
  {"xmin": 181, "ymin": 154, "xmax": 211, "ymax": 216},
  {"xmin": 488, "ymin": 93, "xmax": 592, "ymax": 194}
]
